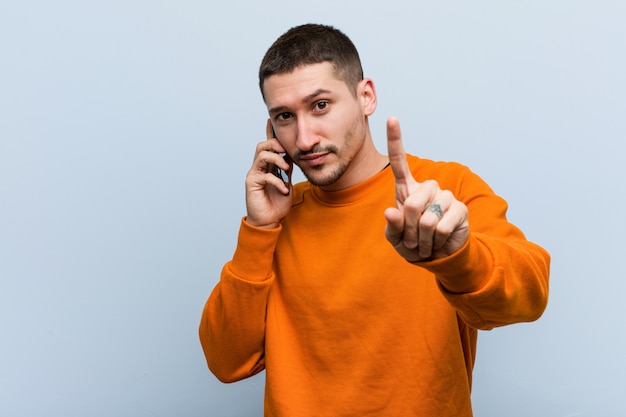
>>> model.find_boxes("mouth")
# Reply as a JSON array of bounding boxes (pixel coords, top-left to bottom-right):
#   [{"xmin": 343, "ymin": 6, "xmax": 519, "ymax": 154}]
[{"xmin": 299, "ymin": 152, "xmax": 330, "ymax": 167}]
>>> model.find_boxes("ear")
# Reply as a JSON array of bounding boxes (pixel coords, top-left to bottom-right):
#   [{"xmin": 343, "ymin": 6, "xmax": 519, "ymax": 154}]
[{"xmin": 359, "ymin": 78, "xmax": 377, "ymax": 116}]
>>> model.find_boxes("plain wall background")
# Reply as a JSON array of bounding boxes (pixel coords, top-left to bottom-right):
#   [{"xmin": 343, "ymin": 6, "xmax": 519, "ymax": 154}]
[{"xmin": 1, "ymin": 1, "xmax": 625, "ymax": 416}]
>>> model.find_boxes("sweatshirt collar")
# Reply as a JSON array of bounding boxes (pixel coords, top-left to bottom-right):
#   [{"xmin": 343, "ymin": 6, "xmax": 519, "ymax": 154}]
[{"xmin": 311, "ymin": 164, "xmax": 394, "ymax": 206}]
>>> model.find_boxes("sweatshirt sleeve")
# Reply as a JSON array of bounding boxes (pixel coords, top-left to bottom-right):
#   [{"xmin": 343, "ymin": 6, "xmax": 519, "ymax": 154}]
[
  {"xmin": 198, "ymin": 218, "xmax": 279, "ymax": 382},
  {"xmin": 419, "ymin": 164, "xmax": 550, "ymax": 330}
]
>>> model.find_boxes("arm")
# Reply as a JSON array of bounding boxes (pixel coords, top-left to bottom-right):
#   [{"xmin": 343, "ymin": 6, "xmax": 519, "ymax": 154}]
[
  {"xmin": 199, "ymin": 220, "xmax": 279, "ymax": 382},
  {"xmin": 383, "ymin": 117, "xmax": 549, "ymax": 329},
  {"xmin": 199, "ymin": 120, "xmax": 292, "ymax": 381},
  {"xmin": 421, "ymin": 169, "xmax": 550, "ymax": 329}
]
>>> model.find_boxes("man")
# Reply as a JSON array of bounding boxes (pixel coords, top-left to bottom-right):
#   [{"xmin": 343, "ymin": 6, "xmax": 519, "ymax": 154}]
[{"xmin": 199, "ymin": 23, "xmax": 550, "ymax": 416}]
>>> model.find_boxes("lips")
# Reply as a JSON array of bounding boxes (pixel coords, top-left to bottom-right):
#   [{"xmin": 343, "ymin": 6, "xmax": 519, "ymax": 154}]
[{"xmin": 299, "ymin": 152, "xmax": 329, "ymax": 167}]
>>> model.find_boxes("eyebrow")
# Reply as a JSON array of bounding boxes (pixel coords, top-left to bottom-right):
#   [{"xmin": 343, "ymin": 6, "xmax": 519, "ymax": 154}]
[{"xmin": 268, "ymin": 88, "xmax": 332, "ymax": 115}]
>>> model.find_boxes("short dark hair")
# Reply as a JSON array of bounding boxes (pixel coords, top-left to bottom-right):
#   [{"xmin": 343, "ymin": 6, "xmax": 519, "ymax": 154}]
[{"xmin": 259, "ymin": 24, "xmax": 364, "ymax": 100}]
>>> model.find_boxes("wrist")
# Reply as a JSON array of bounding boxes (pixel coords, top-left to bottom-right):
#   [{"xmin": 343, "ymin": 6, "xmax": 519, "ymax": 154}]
[{"xmin": 244, "ymin": 216, "xmax": 280, "ymax": 229}]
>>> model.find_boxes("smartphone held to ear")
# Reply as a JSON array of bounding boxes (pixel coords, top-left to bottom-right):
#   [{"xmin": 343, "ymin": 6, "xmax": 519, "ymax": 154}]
[
  {"xmin": 270, "ymin": 126, "xmax": 290, "ymax": 192},
  {"xmin": 272, "ymin": 154, "xmax": 290, "ymax": 184}
]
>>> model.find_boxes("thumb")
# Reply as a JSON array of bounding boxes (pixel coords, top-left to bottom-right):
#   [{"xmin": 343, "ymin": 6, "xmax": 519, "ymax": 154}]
[{"xmin": 384, "ymin": 207, "xmax": 404, "ymax": 246}]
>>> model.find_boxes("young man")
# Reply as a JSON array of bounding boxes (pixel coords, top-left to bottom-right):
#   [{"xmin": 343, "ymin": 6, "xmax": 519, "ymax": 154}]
[{"xmin": 199, "ymin": 24, "xmax": 550, "ymax": 416}]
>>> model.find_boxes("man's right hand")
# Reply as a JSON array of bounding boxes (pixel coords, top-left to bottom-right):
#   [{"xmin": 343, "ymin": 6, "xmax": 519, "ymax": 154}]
[{"xmin": 244, "ymin": 119, "xmax": 293, "ymax": 229}]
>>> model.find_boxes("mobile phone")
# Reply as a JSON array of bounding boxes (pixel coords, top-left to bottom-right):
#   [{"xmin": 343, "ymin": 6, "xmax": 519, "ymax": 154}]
[{"xmin": 270, "ymin": 126, "xmax": 290, "ymax": 191}]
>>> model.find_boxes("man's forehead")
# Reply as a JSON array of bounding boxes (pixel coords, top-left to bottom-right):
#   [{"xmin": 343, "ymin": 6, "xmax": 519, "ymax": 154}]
[{"xmin": 263, "ymin": 63, "xmax": 346, "ymax": 107}]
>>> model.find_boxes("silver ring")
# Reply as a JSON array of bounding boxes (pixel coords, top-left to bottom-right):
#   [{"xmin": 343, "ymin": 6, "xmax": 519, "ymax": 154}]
[{"xmin": 427, "ymin": 203, "xmax": 443, "ymax": 219}]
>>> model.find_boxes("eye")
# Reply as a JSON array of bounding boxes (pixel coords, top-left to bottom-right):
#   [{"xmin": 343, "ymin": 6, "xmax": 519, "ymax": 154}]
[
  {"xmin": 276, "ymin": 112, "xmax": 293, "ymax": 121},
  {"xmin": 313, "ymin": 101, "xmax": 329, "ymax": 112}
]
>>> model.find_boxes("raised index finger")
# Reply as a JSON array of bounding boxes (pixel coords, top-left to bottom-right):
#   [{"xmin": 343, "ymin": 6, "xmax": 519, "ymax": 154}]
[{"xmin": 387, "ymin": 117, "xmax": 412, "ymax": 188}]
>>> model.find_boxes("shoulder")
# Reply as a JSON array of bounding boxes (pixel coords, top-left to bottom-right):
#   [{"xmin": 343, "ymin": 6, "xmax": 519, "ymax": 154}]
[
  {"xmin": 406, "ymin": 154, "xmax": 472, "ymax": 182},
  {"xmin": 406, "ymin": 154, "xmax": 499, "ymax": 203}
]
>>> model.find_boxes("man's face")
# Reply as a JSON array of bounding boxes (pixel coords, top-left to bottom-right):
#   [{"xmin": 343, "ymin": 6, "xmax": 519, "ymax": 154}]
[{"xmin": 263, "ymin": 62, "xmax": 372, "ymax": 191}]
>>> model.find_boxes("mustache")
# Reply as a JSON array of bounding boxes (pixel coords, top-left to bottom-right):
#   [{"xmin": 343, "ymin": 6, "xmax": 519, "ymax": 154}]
[{"xmin": 294, "ymin": 145, "xmax": 338, "ymax": 160}]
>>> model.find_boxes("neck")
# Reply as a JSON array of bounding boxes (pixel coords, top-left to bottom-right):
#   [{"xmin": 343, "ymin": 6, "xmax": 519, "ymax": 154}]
[{"xmin": 320, "ymin": 139, "xmax": 388, "ymax": 192}]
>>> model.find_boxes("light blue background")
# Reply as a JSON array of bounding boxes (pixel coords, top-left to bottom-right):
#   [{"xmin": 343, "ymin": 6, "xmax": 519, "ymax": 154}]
[{"xmin": 1, "ymin": 1, "xmax": 625, "ymax": 416}]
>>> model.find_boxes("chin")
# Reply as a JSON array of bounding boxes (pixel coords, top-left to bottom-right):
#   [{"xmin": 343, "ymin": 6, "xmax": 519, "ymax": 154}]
[{"xmin": 303, "ymin": 164, "xmax": 346, "ymax": 187}]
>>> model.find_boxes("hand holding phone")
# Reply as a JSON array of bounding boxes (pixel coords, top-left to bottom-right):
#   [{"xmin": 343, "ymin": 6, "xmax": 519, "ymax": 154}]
[{"xmin": 244, "ymin": 120, "xmax": 294, "ymax": 228}]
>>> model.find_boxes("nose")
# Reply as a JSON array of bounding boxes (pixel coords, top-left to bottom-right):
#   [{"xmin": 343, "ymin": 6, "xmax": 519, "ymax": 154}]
[{"xmin": 295, "ymin": 118, "xmax": 320, "ymax": 151}]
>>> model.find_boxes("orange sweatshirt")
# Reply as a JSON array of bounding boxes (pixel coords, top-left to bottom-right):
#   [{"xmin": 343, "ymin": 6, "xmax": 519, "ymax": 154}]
[{"xmin": 199, "ymin": 155, "xmax": 550, "ymax": 417}]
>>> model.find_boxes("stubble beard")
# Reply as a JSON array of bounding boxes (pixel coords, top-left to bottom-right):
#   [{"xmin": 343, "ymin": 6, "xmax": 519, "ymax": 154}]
[
  {"xmin": 304, "ymin": 157, "xmax": 349, "ymax": 187},
  {"xmin": 299, "ymin": 132, "xmax": 356, "ymax": 187},
  {"xmin": 298, "ymin": 117, "xmax": 363, "ymax": 187}
]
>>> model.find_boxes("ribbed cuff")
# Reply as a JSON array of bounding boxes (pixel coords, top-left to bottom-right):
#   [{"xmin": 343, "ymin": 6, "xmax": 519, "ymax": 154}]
[
  {"xmin": 419, "ymin": 235, "xmax": 492, "ymax": 294},
  {"xmin": 229, "ymin": 217, "xmax": 281, "ymax": 282}
]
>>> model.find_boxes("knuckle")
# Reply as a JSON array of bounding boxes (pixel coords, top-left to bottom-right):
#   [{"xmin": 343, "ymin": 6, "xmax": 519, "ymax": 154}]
[
  {"xmin": 449, "ymin": 200, "xmax": 468, "ymax": 217},
  {"xmin": 419, "ymin": 215, "xmax": 438, "ymax": 229},
  {"xmin": 403, "ymin": 199, "xmax": 419, "ymax": 213},
  {"xmin": 440, "ymin": 189, "xmax": 454, "ymax": 201},
  {"xmin": 422, "ymin": 179, "xmax": 440, "ymax": 191},
  {"xmin": 255, "ymin": 141, "xmax": 267, "ymax": 153},
  {"xmin": 435, "ymin": 222, "xmax": 454, "ymax": 237}
]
